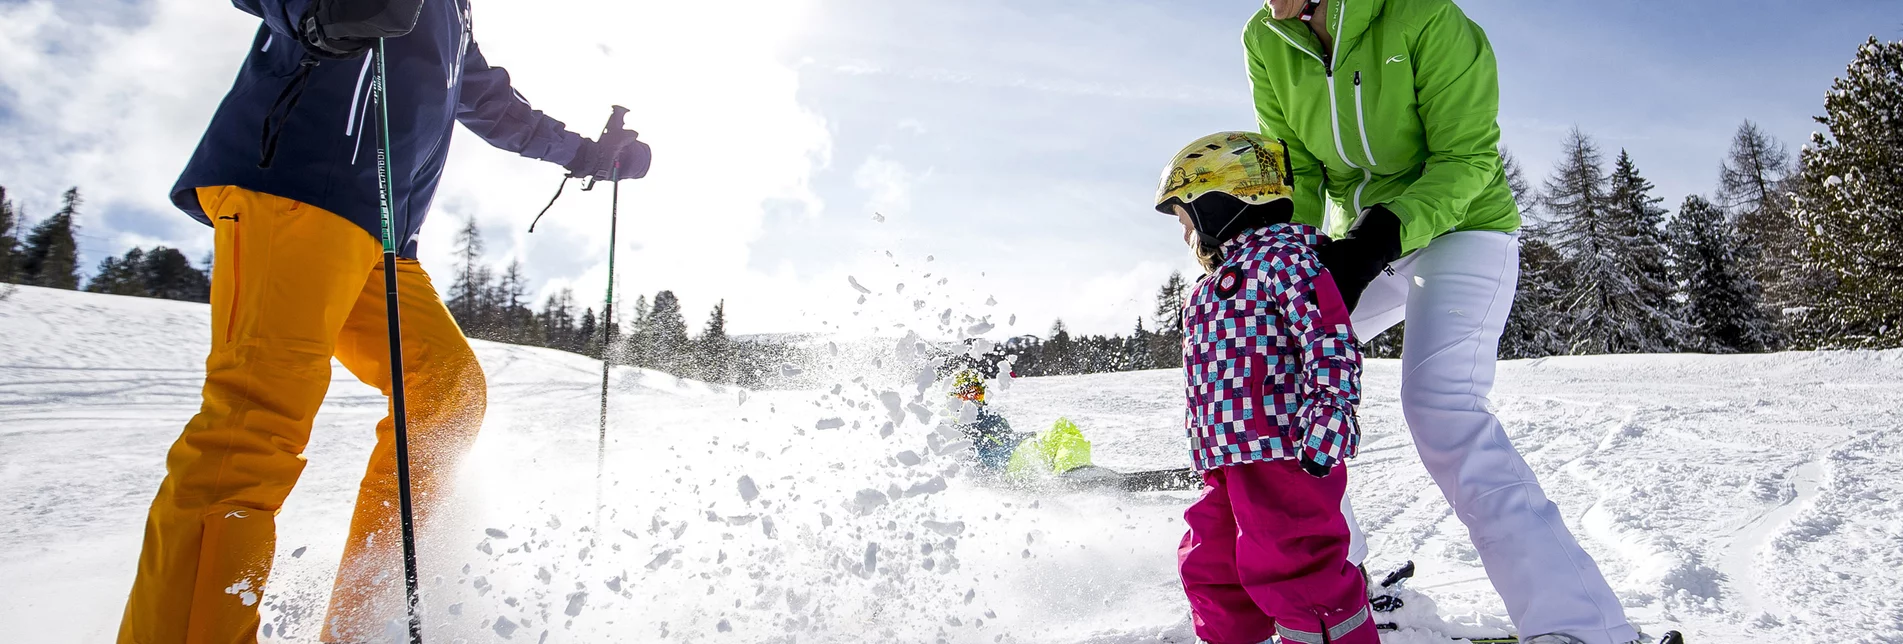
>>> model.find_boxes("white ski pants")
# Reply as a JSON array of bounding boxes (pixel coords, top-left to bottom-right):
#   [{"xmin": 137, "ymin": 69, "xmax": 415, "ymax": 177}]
[{"xmin": 1343, "ymin": 231, "xmax": 1638, "ymax": 644}]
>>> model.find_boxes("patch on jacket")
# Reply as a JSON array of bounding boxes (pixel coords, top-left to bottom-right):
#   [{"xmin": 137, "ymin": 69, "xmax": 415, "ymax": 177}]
[{"xmin": 1214, "ymin": 266, "xmax": 1245, "ymax": 299}]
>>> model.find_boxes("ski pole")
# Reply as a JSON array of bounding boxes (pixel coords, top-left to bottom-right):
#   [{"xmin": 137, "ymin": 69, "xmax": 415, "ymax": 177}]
[
  {"xmin": 584, "ymin": 106, "xmax": 630, "ymax": 530},
  {"xmin": 371, "ymin": 37, "xmax": 426, "ymax": 644}
]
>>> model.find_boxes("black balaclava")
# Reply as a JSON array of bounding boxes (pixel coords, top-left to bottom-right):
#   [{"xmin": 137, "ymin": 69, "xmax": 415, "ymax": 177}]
[{"xmin": 1185, "ymin": 192, "xmax": 1294, "ymax": 250}]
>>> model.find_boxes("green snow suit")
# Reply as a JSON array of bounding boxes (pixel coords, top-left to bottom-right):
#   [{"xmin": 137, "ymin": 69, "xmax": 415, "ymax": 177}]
[{"xmin": 1244, "ymin": 0, "xmax": 1519, "ymax": 254}]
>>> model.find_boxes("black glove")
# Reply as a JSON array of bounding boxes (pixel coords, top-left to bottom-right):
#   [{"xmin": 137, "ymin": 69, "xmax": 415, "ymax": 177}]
[
  {"xmin": 1313, "ymin": 204, "xmax": 1403, "ymax": 312},
  {"xmin": 298, "ymin": 0, "xmax": 427, "ymax": 60},
  {"xmin": 564, "ymin": 129, "xmax": 653, "ymax": 182},
  {"xmin": 1300, "ymin": 455, "xmax": 1333, "ymax": 478}
]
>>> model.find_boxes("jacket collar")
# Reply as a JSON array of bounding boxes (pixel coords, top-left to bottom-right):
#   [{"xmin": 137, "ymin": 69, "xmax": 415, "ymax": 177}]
[
  {"xmin": 1220, "ymin": 222, "xmax": 1324, "ymax": 257},
  {"xmin": 1260, "ymin": 0, "xmax": 1383, "ymax": 65}
]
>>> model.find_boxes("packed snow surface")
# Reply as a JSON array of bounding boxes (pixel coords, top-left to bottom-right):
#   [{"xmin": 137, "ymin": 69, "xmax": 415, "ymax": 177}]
[{"xmin": 3, "ymin": 285, "xmax": 1901, "ymax": 643}]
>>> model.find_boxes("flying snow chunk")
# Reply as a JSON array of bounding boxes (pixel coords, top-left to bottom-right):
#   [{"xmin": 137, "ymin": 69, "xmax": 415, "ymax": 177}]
[
  {"xmin": 848, "ymin": 276, "xmax": 873, "ymax": 294},
  {"xmin": 864, "ymin": 542, "xmax": 881, "ymax": 573},
  {"xmin": 895, "ymin": 331, "xmax": 924, "ymax": 362},
  {"xmin": 486, "ymin": 528, "xmax": 509, "ymax": 539},
  {"xmin": 564, "ymin": 590, "xmax": 587, "ymax": 617},
  {"xmin": 906, "ymin": 476, "xmax": 948, "ymax": 497},
  {"xmin": 781, "ymin": 364, "xmax": 804, "ymax": 377},
  {"xmin": 879, "ymin": 391, "xmax": 905, "ymax": 426},
  {"xmin": 923, "ymin": 520, "xmax": 966, "ymax": 536},
  {"xmin": 896, "ymin": 450, "xmax": 923, "ymax": 466},
  {"xmin": 853, "ymin": 488, "xmax": 889, "ymax": 514},
  {"xmin": 737, "ymin": 476, "xmax": 760, "ymax": 502},
  {"xmin": 958, "ymin": 401, "xmax": 980, "ymax": 424},
  {"xmin": 493, "ymin": 616, "xmax": 519, "ymax": 638},
  {"xmin": 907, "ymin": 402, "xmax": 934, "ymax": 424},
  {"xmin": 873, "ymin": 212, "xmax": 887, "ymax": 222},
  {"xmin": 816, "ymin": 417, "xmax": 846, "ymax": 430}
]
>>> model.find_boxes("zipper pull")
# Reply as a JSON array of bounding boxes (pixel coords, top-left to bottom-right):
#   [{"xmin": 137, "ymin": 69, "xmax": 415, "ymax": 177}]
[{"xmin": 1354, "ymin": 70, "xmax": 1362, "ymax": 86}]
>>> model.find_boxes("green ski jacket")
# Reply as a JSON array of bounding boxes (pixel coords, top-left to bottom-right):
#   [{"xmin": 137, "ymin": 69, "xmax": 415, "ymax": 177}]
[{"xmin": 1244, "ymin": 0, "xmax": 1519, "ymax": 255}]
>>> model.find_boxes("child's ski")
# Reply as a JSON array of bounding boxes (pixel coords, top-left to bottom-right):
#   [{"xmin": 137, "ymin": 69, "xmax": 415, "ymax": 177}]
[{"xmin": 1376, "ymin": 622, "xmax": 1683, "ymax": 644}]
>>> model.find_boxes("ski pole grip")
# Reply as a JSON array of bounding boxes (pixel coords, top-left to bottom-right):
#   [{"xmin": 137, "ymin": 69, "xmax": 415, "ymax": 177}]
[{"xmin": 602, "ymin": 105, "xmax": 629, "ymax": 136}]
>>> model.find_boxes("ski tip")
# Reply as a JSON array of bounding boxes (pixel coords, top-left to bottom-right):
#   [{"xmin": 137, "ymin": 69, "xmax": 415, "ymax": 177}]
[{"xmin": 1659, "ymin": 631, "xmax": 1684, "ymax": 644}]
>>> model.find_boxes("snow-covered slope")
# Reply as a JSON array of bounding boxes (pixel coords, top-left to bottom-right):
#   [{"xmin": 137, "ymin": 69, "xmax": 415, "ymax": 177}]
[{"xmin": 3, "ymin": 285, "xmax": 1901, "ymax": 643}]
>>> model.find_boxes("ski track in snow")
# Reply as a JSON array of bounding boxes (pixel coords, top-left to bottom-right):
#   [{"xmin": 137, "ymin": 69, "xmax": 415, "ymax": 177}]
[{"xmin": 4, "ymin": 285, "xmax": 1903, "ymax": 643}]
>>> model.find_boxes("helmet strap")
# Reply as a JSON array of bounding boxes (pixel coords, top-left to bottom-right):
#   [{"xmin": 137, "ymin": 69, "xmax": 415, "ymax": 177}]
[{"xmin": 1300, "ymin": 0, "xmax": 1322, "ymax": 22}]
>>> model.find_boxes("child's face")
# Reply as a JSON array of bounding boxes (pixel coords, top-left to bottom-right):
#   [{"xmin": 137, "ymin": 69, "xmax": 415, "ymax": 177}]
[{"xmin": 1171, "ymin": 204, "xmax": 1196, "ymax": 249}]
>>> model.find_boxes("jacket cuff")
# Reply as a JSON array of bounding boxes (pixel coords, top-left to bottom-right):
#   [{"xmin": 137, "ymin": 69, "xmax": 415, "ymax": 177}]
[{"xmin": 1297, "ymin": 398, "xmax": 1359, "ymax": 468}]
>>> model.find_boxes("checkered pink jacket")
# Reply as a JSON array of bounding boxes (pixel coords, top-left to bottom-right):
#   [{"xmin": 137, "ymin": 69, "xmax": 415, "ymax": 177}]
[{"xmin": 1181, "ymin": 224, "xmax": 1362, "ymax": 472}]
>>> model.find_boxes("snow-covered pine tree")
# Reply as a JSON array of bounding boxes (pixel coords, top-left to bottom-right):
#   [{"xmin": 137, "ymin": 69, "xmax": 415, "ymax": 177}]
[
  {"xmin": 1667, "ymin": 195, "xmax": 1776, "ymax": 353},
  {"xmin": 624, "ymin": 294, "xmax": 652, "ymax": 368},
  {"xmin": 1044, "ymin": 319, "xmax": 1076, "ymax": 376},
  {"xmin": 19, "ymin": 187, "xmax": 82, "ymax": 290},
  {"xmin": 1543, "ymin": 130, "xmax": 1679, "ymax": 354},
  {"xmin": 0, "ymin": 186, "xmax": 19, "ymax": 284},
  {"xmin": 1718, "ymin": 120, "xmax": 1805, "ymax": 343},
  {"xmin": 1125, "ymin": 318, "xmax": 1152, "ymax": 371},
  {"xmin": 1788, "ymin": 37, "xmax": 1903, "ymax": 348},
  {"xmin": 1150, "ymin": 271, "xmax": 1188, "ymax": 368},
  {"xmin": 1499, "ymin": 147, "xmax": 1570, "ymax": 359},
  {"xmin": 1606, "ymin": 149, "xmax": 1686, "ymax": 351},
  {"xmin": 646, "ymin": 290, "xmax": 691, "ymax": 375},
  {"xmin": 696, "ymin": 301, "xmax": 733, "ymax": 384},
  {"xmin": 1501, "ymin": 238, "xmax": 1571, "ymax": 359}
]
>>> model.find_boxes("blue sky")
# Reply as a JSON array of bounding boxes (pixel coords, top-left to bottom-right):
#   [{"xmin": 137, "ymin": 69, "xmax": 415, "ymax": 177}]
[{"xmin": 2, "ymin": 0, "xmax": 1897, "ymax": 336}]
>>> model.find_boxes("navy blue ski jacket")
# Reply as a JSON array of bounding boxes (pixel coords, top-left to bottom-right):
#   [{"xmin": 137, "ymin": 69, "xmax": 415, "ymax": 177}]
[{"xmin": 172, "ymin": 0, "xmax": 586, "ymax": 257}]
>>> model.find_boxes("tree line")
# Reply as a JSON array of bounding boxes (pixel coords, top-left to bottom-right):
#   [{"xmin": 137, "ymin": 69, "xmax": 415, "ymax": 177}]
[
  {"xmin": 441, "ymin": 219, "xmax": 794, "ymax": 387},
  {"xmin": 1, "ymin": 186, "xmax": 211, "ymax": 302}
]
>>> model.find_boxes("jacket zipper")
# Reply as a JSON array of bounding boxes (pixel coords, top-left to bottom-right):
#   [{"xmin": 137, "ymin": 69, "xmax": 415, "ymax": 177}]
[
  {"xmin": 1352, "ymin": 71, "xmax": 1378, "ymax": 167},
  {"xmin": 1264, "ymin": 1, "xmax": 1375, "ymax": 215}
]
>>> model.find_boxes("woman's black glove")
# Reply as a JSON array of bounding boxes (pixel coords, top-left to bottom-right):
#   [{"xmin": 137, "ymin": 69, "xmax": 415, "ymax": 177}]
[
  {"xmin": 564, "ymin": 129, "xmax": 653, "ymax": 182},
  {"xmin": 1314, "ymin": 205, "xmax": 1403, "ymax": 312}
]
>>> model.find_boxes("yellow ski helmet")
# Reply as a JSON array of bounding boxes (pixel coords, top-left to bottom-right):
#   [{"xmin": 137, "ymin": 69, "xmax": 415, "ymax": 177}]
[
  {"xmin": 951, "ymin": 369, "xmax": 987, "ymax": 403},
  {"xmin": 1154, "ymin": 131, "xmax": 1295, "ymax": 215}
]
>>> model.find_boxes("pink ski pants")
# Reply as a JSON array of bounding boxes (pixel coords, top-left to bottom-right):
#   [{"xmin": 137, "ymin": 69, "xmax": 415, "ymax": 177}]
[{"xmin": 1179, "ymin": 459, "xmax": 1376, "ymax": 644}]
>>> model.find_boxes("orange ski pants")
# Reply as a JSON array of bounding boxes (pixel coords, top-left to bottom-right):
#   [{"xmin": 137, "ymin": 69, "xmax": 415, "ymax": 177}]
[{"xmin": 118, "ymin": 186, "xmax": 486, "ymax": 644}]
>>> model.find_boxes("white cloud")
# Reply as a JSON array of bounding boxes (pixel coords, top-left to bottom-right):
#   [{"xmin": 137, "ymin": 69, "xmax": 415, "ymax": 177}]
[
  {"xmin": 852, "ymin": 155, "xmax": 917, "ymax": 219},
  {"xmin": 0, "ymin": 0, "xmax": 256, "ymax": 260}
]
